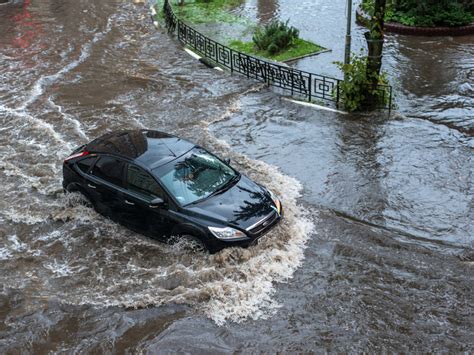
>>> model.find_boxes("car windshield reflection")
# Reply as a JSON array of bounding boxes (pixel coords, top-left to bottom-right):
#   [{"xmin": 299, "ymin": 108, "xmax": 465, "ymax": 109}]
[{"xmin": 154, "ymin": 148, "xmax": 238, "ymax": 205}]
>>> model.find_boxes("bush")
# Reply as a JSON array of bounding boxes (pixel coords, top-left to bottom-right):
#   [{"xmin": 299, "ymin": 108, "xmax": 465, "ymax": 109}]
[
  {"xmin": 252, "ymin": 20, "xmax": 299, "ymax": 55},
  {"xmin": 334, "ymin": 54, "xmax": 390, "ymax": 112},
  {"xmin": 362, "ymin": 0, "xmax": 474, "ymax": 27}
]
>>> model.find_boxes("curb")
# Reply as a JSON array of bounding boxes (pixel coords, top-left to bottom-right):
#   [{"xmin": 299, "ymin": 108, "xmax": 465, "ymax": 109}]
[
  {"xmin": 283, "ymin": 48, "xmax": 332, "ymax": 64},
  {"xmin": 356, "ymin": 6, "xmax": 474, "ymax": 36},
  {"xmin": 283, "ymin": 98, "xmax": 348, "ymax": 115}
]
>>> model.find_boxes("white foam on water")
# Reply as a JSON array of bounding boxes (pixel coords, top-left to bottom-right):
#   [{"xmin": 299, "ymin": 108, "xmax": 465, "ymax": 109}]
[
  {"xmin": 0, "ymin": 125, "xmax": 14, "ymax": 132},
  {"xmin": 0, "ymin": 104, "xmax": 68, "ymax": 151},
  {"xmin": 3, "ymin": 208, "xmax": 47, "ymax": 225},
  {"xmin": 0, "ymin": 234, "xmax": 43, "ymax": 260},
  {"xmin": 36, "ymin": 230, "xmax": 62, "ymax": 242},
  {"xmin": 44, "ymin": 259, "xmax": 87, "ymax": 277},
  {"xmin": 47, "ymin": 97, "xmax": 89, "ymax": 141},
  {"xmin": 0, "ymin": 248, "xmax": 13, "ymax": 261},
  {"xmin": 0, "ymin": 160, "xmax": 42, "ymax": 184},
  {"xmin": 7, "ymin": 235, "xmax": 28, "ymax": 253}
]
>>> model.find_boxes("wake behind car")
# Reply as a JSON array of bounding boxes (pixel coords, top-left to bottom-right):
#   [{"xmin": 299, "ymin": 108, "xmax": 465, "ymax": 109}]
[{"xmin": 62, "ymin": 129, "xmax": 282, "ymax": 253}]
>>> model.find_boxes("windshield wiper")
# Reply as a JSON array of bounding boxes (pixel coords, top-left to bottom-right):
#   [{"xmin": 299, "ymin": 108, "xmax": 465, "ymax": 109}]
[{"xmin": 209, "ymin": 173, "xmax": 240, "ymax": 197}]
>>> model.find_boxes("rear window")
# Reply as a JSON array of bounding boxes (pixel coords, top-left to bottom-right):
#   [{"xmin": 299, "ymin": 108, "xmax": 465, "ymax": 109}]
[
  {"xmin": 91, "ymin": 156, "xmax": 125, "ymax": 187},
  {"xmin": 76, "ymin": 156, "xmax": 97, "ymax": 173}
]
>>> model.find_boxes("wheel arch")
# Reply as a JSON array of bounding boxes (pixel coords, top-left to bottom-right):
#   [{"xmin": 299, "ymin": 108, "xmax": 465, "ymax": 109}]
[{"xmin": 171, "ymin": 222, "xmax": 207, "ymax": 240}]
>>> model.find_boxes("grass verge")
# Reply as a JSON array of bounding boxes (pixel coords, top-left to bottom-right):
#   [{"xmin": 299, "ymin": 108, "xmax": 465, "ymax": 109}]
[
  {"xmin": 229, "ymin": 38, "xmax": 325, "ymax": 62},
  {"xmin": 170, "ymin": 0, "xmax": 245, "ymax": 24}
]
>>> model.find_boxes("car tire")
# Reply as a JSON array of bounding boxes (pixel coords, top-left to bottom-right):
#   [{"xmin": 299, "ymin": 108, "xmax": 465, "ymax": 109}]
[
  {"xmin": 65, "ymin": 185, "xmax": 94, "ymax": 209},
  {"xmin": 179, "ymin": 234, "xmax": 208, "ymax": 253}
]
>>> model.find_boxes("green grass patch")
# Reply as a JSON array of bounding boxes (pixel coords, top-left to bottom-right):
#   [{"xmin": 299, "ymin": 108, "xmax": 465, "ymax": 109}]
[
  {"xmin": 157, "ymin": 0, "xmax": 327, "ymax": 63},
  {"xmin": 166, "ymin": 0, "xmax": 245, "ymax": 24},
  {"xmin": 229, "ymin": 38, "xmax": 325, "ymax": 62}
]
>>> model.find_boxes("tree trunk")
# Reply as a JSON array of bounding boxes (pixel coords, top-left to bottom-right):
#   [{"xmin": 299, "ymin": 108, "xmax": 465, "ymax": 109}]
[
  {"xmin": 366, "ymin": 0, "xmax": 386, "ymax": 85},
  {"xmin": 362, "ymin": 0, "xmax": 386, "ymax": 109}
]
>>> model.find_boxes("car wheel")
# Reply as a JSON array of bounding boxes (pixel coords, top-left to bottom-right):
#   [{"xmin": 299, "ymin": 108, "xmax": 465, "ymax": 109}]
[
  {"xmin": 65, "ymin": 186, "xmax": 94, "ymax": 209},
  {"xmin": 179, "ymin": 234, "xmax": 208, "ymax": 253}
]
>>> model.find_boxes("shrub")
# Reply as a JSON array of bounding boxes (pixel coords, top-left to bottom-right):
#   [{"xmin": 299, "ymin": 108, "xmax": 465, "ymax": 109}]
[
  {"xmin": 252, "ymin": 20, "xmax": 299, "ymax": 55},
  {"xmin": 361, "ymin": 0, "xmax": 474, "ymax": 27},
  {"xmin": 334, "ymin": 54, "xmax": 390, "ymax": 112}
]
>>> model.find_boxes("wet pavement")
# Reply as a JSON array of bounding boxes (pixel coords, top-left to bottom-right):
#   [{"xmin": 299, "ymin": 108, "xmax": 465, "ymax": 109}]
[{"xmin": 0, "ymin": 0, "xmax": 473, "ymax": 352}]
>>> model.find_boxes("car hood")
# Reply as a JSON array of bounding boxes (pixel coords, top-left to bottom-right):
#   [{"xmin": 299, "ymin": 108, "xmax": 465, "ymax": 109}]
[{"xmin": 183, "ymin": 175, "xmax": 276, "ymax": 230}]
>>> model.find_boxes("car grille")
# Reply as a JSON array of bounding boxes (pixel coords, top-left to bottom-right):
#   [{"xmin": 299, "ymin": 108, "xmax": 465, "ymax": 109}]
[{"xmin": 247, "ymin": 210, "xmax": 280, "ymax": 237}]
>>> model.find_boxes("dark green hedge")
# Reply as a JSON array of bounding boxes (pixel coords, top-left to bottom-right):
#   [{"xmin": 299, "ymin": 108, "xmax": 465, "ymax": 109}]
[{"xmin": 362, "ymin": 0, "xmax": 474, "ymax": 27}]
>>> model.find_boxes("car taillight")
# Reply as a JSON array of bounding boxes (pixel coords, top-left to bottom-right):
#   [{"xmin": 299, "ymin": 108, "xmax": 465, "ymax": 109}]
[{"xmin": 64, "ymin": 150, "xmax": 89, "ymax": 162}]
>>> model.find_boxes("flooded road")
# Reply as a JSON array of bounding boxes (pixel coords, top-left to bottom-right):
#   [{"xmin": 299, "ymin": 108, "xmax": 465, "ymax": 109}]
[{"xmin": 1, "ymin": 0, "xmax": 473, "ymax": 352}]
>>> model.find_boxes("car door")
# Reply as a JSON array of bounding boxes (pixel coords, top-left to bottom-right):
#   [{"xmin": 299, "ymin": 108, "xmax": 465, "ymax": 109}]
[
  {"xmin": 86, "ymin": 155, "xmax": 126, "ymax": 219},
  {"xmin": 123, "ymin": 164, "xmax": 174, "ymax": 239}
]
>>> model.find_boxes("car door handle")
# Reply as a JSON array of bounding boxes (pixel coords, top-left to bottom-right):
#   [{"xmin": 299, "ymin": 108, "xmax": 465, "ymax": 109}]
[
  {"xmin": 124, "ymin": 200, "xmax": 135, "ymax": 206},
  {"xmin": 87, "ymin": 184, "xmax": 96, "ymax": 189}
]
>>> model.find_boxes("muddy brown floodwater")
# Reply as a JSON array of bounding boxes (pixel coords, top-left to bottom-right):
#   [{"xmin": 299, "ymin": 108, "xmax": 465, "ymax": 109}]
[{"xmin": 1, "ymin": 0, "xmax": 473, "ymax": 352}]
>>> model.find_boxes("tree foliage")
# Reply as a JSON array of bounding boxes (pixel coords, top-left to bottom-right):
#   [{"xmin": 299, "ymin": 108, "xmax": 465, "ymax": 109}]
[
  {"xmin": 335, "ymin": 54, "xmax": 390, "ymax": 112},
  {"xmin": 362, "ymin": 0, "xmax": 474, "ymax": 26}
]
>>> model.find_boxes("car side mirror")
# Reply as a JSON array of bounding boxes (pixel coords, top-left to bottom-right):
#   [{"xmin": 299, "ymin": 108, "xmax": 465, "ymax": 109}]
[
  {"xmin": 149, "ymin": 197, "xmax": 165, "ymax": 209},
  {"xmin": 224, "ymin": 158, "xmax": 231, "ymax": 165}
]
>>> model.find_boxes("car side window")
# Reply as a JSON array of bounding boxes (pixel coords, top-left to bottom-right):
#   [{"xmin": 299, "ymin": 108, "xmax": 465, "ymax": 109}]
[
  {"xmin": 76, "ymin": 156, "xmax": 97, "ymax": 173},
  {"xmin": 91, "ymin": 156, "xmax": 125, "ymax": 187},
  {"xmin": 127, "ymin": 165, "xmax": 163, "ymax": 200}
]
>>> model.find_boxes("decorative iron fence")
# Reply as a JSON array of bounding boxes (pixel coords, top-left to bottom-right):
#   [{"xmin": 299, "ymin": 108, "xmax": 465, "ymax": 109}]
[{"xmin": 162, "ymin": 0, "xmax": 392, "ymax": 110}]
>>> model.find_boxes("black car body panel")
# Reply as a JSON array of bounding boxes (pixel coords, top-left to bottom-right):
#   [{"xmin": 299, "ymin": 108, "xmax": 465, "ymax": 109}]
[
  {"xmin": 63, "ymin": 130, "xmax": 282, "ymax": 252},
  {"xmin": 183, "ymin": 175, "xmax": 276, "ymax": 230}
]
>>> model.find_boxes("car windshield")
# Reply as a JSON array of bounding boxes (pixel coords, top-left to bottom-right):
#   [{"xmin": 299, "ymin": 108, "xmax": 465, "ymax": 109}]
[{"xmin": 154, "ymin": 148, "xmax": 238, "ymax": 206}]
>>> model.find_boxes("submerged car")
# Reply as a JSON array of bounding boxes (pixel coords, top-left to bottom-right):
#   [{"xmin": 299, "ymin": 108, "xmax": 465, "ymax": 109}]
[{"xmin": 62, "ymin": 129, "xmax": 282, "ymax": 252}]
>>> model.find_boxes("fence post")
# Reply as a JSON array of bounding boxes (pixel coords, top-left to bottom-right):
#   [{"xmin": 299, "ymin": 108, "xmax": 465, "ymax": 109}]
[
  {"xmin": 266, "ymin": 62, "xmax": 270, "ymax": 86},
  {"xmin": 177, "ymin": 19, "xmax": 180, "ymax": 41},
  {"xmin": 245, "ymin": 54, "xmax": 250, "ymax": 78},
  {"xmin": 291, "ymin": 70, "xmax": 294, "ymax": 96},
  {"xmin": 308, "ymin": 74, "xmax": 312, "ymax": 102}
]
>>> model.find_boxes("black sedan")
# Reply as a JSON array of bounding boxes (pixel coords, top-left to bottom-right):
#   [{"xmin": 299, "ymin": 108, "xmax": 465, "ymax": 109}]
[{"xmin": 63, "ymin": 130, "xmax": 282, "ymax": 252}]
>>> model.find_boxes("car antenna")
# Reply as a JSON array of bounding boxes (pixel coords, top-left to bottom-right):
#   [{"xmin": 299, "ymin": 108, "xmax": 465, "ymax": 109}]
[{"xmin": 161, "ymin": 139, "xmax": 177, "ymax": 157}]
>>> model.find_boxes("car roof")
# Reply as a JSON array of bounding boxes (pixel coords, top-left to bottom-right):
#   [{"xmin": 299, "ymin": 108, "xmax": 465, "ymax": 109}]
[{"xmin": 86, "ymin": 129, "xmax": 195, "ymax": 168}]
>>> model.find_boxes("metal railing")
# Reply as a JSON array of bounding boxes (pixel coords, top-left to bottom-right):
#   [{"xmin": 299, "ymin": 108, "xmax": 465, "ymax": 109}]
[{"xmin": 162, "ymin": 0, "xmax": 392, "ymax": 110}]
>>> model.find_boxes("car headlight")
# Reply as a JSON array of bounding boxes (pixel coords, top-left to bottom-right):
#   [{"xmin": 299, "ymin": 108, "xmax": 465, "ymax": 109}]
[
  {"xmin": 208, "ymin": 226, "xmax": 247, "ymax": 241},
  {"xmin": 267, "ymin": 189, "xmax": 282, "ymax": 215}
]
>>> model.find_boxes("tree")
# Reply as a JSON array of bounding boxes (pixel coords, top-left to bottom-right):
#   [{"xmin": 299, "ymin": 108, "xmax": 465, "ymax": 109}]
[
  {"xmin": 365, "ymin": 0, "xmax": 386, "ymax": 87},
  {"xmin": 335, "ymin": 0, "xmax": 390, "ymax": 111}
]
